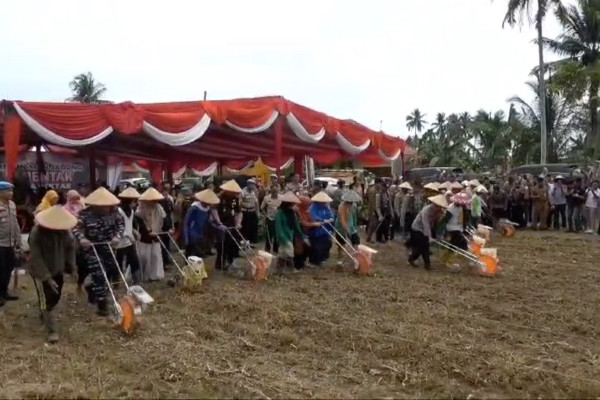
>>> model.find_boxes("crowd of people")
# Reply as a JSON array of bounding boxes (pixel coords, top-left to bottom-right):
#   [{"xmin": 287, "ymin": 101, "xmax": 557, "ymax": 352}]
[{"xmin": 1, "ymin": 169, "xmax": 599, "ymax": 343}]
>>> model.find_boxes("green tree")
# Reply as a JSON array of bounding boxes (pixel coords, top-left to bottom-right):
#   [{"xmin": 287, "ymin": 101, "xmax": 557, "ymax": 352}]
[
  {"xmin": 405, "ymin": 108, "xmax": 427, "ymax": 135},
  {"xmin": 502, "ymin": 0, "xmax": 564, "ymax": 163},
  {"xmin": 508, "ymin": 80, "xmax": 576, "ymax": 162},
  {"xmin": 541, "ymin": 0, "xmax": 600, "ymax": 157},
  {"xmin": 67, "ymin": 72, "xmax": 107, "ymax": 103}
]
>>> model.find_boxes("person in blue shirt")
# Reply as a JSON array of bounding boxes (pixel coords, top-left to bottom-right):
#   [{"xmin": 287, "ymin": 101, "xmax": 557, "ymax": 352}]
[
  {"xmin": 308, "ymin": 191, "xmax": 335, "ymax": 267},
  {"xmin": 183, "ymin": 189, "xmax": 220, "ymax": 257}
]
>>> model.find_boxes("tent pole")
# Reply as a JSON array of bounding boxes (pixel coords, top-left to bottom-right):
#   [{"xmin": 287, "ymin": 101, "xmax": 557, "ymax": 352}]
[
  {"xmin": 89, "ymin": 154, "xmax": 97, "ymax": 189},
  {"xmin": 274, "ymin": 116, "xmax": 283, "ymax": 178}
]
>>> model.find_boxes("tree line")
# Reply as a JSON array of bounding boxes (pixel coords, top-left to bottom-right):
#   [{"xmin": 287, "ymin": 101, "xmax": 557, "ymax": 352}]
[{"xmin": 407, "ymin": 0, "xmax": 600, "ymax": 171}]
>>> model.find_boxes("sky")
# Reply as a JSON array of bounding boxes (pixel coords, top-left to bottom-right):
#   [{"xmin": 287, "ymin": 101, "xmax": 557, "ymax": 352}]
[{"xmin": 1, "ymin": 0, "xmax": 573, "ymax": 139}]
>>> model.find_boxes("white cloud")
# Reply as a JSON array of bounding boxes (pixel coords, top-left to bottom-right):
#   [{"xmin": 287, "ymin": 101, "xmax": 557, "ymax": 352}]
[{"xmin": 0, "ymin": 0, "xmax": 572, "ymax": 138}]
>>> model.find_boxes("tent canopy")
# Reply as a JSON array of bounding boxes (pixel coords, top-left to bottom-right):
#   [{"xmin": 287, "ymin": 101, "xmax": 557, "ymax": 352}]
[{"xmin": 1, "ymin": 96, "xmax": 406, "ymax": 179}]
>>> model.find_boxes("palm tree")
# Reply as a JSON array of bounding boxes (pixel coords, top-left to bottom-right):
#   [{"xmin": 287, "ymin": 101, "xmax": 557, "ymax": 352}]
[
  {"xmin": 405, "ymin": 108, "xmax": 427, "ymax": 135},
  {"xmin": 67, "ymin": 72, "xmax": 107, "ymax": 103},
  {"xmin": 508, "ymin": 80, "xmax": 575, "ymax": 162},
  {"xmin": 431, "ymin": 113, "xmax": 446, "ymax": 133},
  {"xmin": 541, "ymin": 0, "xmax": 600, "ymax": 157},
  {"xmin": 502, "ymin": 0, "xmax": 564, "ymax": 164}
]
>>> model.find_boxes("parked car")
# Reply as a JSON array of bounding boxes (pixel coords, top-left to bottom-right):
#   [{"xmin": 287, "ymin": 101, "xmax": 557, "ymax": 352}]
[
  {"xmin": 179, "ymin": 177, "xmax": 204, "ymax": 192},
  {"xmin": 403, "ymin": 167, "xmax": 463, "ymax": 183},
  {"xmin": 313, "ymin": 177, "xmax": 339, "ymax": 195},
  {"xmin": 118, "ymin": 177, "xmax": 150, "ymax": 191},
  {"xmin": 508, "ymin": 163, "xmax": 581, "ymax": 179}
]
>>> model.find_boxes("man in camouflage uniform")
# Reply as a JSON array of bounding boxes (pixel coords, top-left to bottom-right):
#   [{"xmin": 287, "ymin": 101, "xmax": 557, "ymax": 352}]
[{"xmin": 73, "ymin": 188, "xmax": 124, "ymax": 316}]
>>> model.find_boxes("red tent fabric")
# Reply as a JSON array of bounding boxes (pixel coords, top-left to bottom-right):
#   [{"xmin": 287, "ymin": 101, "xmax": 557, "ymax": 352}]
[{"xmin": 1, "ymin": 96, "xmax": 406, "ymax": 180}]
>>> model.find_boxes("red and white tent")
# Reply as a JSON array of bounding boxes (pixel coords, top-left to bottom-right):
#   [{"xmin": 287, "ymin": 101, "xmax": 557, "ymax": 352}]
[{"xmin": 1, "ymin": 96, "xmax": 406, "ymax": 181}]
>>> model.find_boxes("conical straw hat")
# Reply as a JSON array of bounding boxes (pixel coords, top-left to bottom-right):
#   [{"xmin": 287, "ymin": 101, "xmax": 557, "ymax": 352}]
[
  {"xmin": 118, "ymin": 187, "xmax": 141, "ymax": 199},
  {"xmin": 220, "ymin": 179, "xmax": 242, "ymax": 194},
  {"xmin": 423, "ymin": 182, "xmax": 440, "ymax": 192},
  {"xmin": 35, "ymin": 205, "xmax": 78, "ymax": 230},
  {"xmin": 450, "ymin": 181, "xmax": 464, "ymax": 190},
  {"xmin": 439, "ymin": 181, "xmax": 451, "ymax": 189},
  {"xmin": 311, "ymin": 191, "xmax": 333, "ymax": 203},
  {"xmin": 195, "ymin": 189, "xmax": 220, "ymax": 204},
  {"xmin": 84, "ymin": 187, "xmax": 120, "ymax": 206},
  {"xmin": 428, "ymin": 194, "xmax": 449, "ymax": 208},
  {"xmin": 475, "ymin": 185, "xmax": 488, "ymax": 194},
  {"xmin": 139, "ymin": 187, "xmax": 164, "ymax": 201},
  {"xmin": 398, "ymin": 182, "xmax": 412, "ymax": 190},
  {"xmin": 468, "ymin": 179, "xmax": 481, "ymax": 187},
  {"xmin": 280, "ymin": 191, "xmax": 301, "ymax": 204}
]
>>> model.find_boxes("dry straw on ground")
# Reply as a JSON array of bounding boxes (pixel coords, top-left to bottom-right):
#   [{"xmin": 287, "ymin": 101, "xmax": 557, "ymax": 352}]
[{"xmin": 1, "ymin": 230, "xmax": 600, "ymax": 399}]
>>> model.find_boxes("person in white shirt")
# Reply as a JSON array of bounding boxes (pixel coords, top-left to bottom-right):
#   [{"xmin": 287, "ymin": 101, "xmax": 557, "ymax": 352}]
[
  {"xmin": 116, "ymin": 188, "xmax": 142, "ymax": 284},
  {"xmin": 585, "ymin": 180, "xmax": 600, "ymax": 234},
  {"xmin": 260, "ymin": 185, "xmax": 282, "ymax": 252}
]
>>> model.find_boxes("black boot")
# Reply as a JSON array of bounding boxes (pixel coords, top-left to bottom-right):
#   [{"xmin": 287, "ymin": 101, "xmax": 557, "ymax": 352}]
[
  {"xmin": 85, "ymin": 285, "xmax": 96, "ymax": 304},
  {"xmin": 96, "ymin": 299, "xmax": 110, "ymax": 316}
]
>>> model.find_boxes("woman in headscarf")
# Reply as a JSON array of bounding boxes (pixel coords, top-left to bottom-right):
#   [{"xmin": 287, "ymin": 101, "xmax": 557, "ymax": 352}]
[
  {"xmin": 334, "ymin": 190, "xmax": 361, "ymax": 265},
  {"xmin": 308, "ymin": 192, "xmax": 335, "ymax": 267},
  {"xmin": 63, "ymin": 190, "xmax": 84, "ymax": 216},
  {"xmin": 275, "ymin": 192, "xmax": 307, "ymax": 271},
  {"xmin": 35, "ymin": 189, "xmax": 59, "ymax": 215},
  {"xmin": 135, "ymin": 188, "xmax": 166, "ymax": 281}
]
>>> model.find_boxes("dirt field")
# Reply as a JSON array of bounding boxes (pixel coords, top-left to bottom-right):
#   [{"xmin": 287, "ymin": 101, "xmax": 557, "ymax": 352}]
[{"xmin": 1, "ymin": 230, "xmax": 600, "ymax": 399}]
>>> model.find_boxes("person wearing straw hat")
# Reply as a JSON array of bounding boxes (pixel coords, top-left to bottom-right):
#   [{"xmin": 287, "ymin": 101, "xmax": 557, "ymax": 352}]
[
  {"xmin": 0, "ymin": 181, "xmax": 21, "ymax": 306},
  {"xmin": 449, "ymin": 181, "xmax": 464, "ymax": 194},
  {"xmin": 72, "ymin": 187, "xmax": 124, "ymax": 316},
  {"xmin": 440, "ymin": 193, "xmax": 470, "ymax": 267},
  {"xmin": 308, "ymin": 191, "xmax": 335, "ymax": 267},
  {"xmin": 401, "ymin": 182, "xmax": 423, "ymax": 240},
  {"xmin": 334, "ymin": 190, "xmax": 361, "ymax": 265},
  {"xmin": 27, "ymin": 206, "xmax": 77, "ymax": 343},
  {"xmin": 115, "ymin": 187, "xmax": 142, "ymax": 285},
  {"xmin": 275, "ymin": 191, "xmax": 307, "ymax": 271},
  {"xmin": 213, "ymin": 179, "xmax": 244, "ymax": 270},
  {"xmin": 470, "ymin": 185, "xmax": 487, "ymax": 228},
  {"xmin": 135, "ymin": 187, "xmax": 166, "ymax": 281},
  {"xmin": 240, "ymin": 178, "xmax": 260, "ymax": 244},
  {"xmin": 182, "ymin": 188, "xmax": 219, "ymax": 258},
  {"xmin": 407, "ymin": 194, "xmax": 448, "ymax": 270},
  {"xmin": 260, "ymin": 184, "xmax": 282, "ymax": 254}
]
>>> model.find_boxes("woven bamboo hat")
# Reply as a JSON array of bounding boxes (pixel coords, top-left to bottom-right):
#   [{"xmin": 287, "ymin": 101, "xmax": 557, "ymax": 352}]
[
  {"xmin": 280, "ymin": 191, "xmax": 301, "ymax": 204},
  {"xmin": 439, "ymin": 181, "xmax": 451, "ymax": 189},
  {"xmin": 398, "ymin": 182, "xmax": 413, "ymax": 190},
  {"xmin": 475, "ymin": 185, "xmax": 488, "ymax": 194},
  {"xmin": 84, "ymin": 187, "xmax": 120, "ymax": 206},
  {"xmin": 423, "ymin": 182, "xmax": 440, "ymax": 192},
  {"xmin": 311, "ymin": 191, "xmax": 333, "ymax": 203},
  {"xmin": 450, "ymin": 181, "xmax": 464, "ymax": 190},
  {"xmin": 428, "ymin": 194, "xmax": 449, "ymax": 208},
  {"xmin": 220, "ymin": 179, "xmax": 242, "ymax": 194},
  {"xmin": 35, "ymin": 205, "xmax": 78, "ymax": 230},
  {"xmin": 139, "ymin": 187, "xmax": 164, "ymax": 201},
  {"xmin": 195, "ymin": 189, "xmax": 220, "ymax": 204},
  {"xmin": 118, "ymin": 187, "xmax": 141, "ymax": 199}
]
